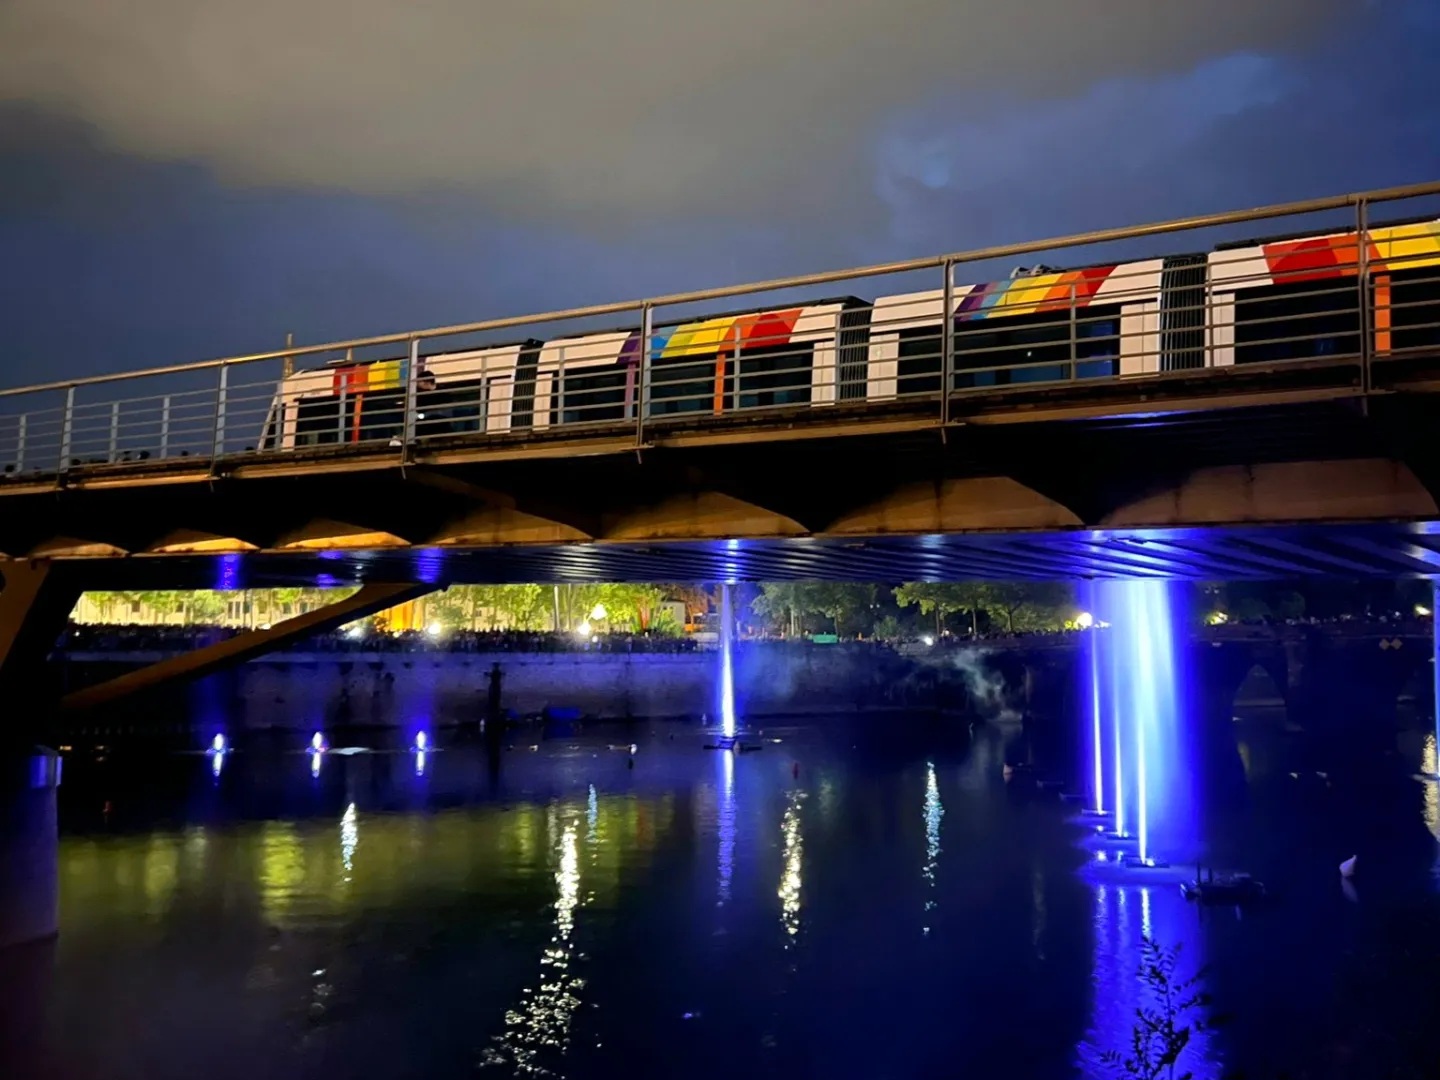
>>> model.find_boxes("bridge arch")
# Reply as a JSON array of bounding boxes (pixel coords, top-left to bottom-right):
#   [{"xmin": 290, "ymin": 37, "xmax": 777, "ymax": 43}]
[{"xmin": 1101, "ymin": 459, "xmax": 1437, "ymax": 528}]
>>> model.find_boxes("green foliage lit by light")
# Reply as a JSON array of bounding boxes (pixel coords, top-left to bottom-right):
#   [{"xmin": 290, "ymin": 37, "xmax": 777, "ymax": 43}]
[
  {"xmin": 1099, "ymin": 937, "xmax": 1209, "ymax": 1080},
  {"xmin": 894, "ymin": 581, "xmax": 1075, "ymax": 634},
  {"xmin": 752, "ymin": 582, "xmax": 877, "ymax": 636}
]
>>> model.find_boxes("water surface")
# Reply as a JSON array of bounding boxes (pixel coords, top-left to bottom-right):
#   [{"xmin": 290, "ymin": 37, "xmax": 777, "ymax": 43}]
[{"xmin": 6, "ymin": 718, "xmax": 1440, "ymax": 1080}]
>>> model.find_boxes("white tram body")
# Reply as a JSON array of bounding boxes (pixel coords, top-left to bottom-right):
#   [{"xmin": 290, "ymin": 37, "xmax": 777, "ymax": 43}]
[{"xmin": 258, "ymin": 216, "xmax": 1440, "ymax": 448}]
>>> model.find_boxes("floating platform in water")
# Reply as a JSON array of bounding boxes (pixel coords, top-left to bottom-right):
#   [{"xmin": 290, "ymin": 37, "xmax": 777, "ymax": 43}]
[
  {"xmin": 1073, "ymin": 824, "xmax": 1138, "ymax": 847},
  {"xmin": 1181, "ymin": 873, "xmax": 1267, "ymax": 906},
  {"xmin": 1078, "ymin": 853, "xmax": 1192, "ymax": 885},
  {"xmin": 1062, "ymin": 808, "xmax": 1114, "ymax": 829}
]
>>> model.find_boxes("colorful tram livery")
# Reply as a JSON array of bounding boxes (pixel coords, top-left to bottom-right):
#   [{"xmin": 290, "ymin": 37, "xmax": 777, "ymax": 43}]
[{"xmin": 258, "ymin": 217, "xmax": 1440, "ymax": 451}]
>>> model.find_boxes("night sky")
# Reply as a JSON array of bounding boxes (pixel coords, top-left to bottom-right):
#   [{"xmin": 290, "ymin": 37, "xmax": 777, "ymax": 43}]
[{"xmin": 2, "ymin": 0, "xmax": 1437, "ymax": 386}]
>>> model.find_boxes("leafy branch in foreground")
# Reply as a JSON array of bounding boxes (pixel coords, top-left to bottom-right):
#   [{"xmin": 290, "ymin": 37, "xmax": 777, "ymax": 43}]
[{"xmin": 1101, "ymin": 937, "xmax": 1210, "ymax": 1080}]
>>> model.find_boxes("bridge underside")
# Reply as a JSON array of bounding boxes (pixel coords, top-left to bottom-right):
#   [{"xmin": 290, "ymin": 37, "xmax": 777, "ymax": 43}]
[
  {"xmin": 6, "ymin": 397, "xmax": 1440, "ymax": 585},
  {"xmin": 3, "ymin": 523, "xmax": 1440, "ymax": 591}
]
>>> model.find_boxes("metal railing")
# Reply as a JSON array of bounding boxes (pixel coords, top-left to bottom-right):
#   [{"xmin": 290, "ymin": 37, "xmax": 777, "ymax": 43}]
[{"xmin": 3, "ymin": 179, "xmax": 1440, "ymax": 483}]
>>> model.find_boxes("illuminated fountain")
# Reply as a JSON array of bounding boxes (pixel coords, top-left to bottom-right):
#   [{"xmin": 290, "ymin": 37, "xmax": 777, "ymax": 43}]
[
  {"xmin": 1083, "ymin": 580, "xmax": 1196, "ymax": 869},
  {"xmin": 706, "ymin": 584, "xmax": 741, "ymax": 750},
  {"xmin": 720, "ymin": 583, "xmax": 737, "ymax": 740}
]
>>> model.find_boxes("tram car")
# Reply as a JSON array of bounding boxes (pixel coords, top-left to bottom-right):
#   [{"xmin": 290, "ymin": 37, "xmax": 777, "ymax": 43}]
[{"xmin": 257, "ymin": 216, "xmax": 1440, "ymax": 450}]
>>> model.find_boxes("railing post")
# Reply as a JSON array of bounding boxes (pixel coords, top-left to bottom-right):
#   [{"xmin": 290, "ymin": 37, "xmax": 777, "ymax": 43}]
[
  {"xmin": 58, "ymin": 386, "xmax": 74, "ymax": 471},
  {"xmin": 479, "ymin": 349, "xmax": 490, "ymax": 434},
  {"xmin": 940, "ymin": 259, "xmax": 955, "ymax": 423},
  {"xmin": 557, "ymin": 343, "xmax": 567, "ymax": 427},
  {"xmin": 1356, "ymin": 198, "xmax": 1372, "ymax": 399},
  {"xmin": 15, "ymin": 414, "xmax": 26, "ymax": 473},
  {"xmin": 212, "ymin": 363, "xmax": 229, "ymax": 461},
  {"xmin": 733, "ymin": 322, "xmax": 743, "ymax": 411},
  {"xmin": 160, "ymin": 395, "xmax": 171, "ymax": 459},
  {"xmin": 636, "ymin": 304, "xmax": 653, "ymax": 443},
  {"xmin": 1068, "ymin": 281, "xmax": 1078, "ymax": 379},
  {"xmin": 402, "ymin": 336, "xmax": 420, "ymax": 455},
  {"xmin": 108, "ymin": 401, "xmax": 120, "ymax": 463}
]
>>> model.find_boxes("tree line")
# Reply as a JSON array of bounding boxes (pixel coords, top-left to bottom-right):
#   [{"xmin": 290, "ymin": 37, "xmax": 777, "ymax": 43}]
[{"xmin": 74, "ymin": 579, "xmax": 1427, "ymax": 637}]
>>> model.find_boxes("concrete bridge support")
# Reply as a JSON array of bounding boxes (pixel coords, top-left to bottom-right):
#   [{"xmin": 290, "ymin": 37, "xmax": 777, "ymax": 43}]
[
  {"xmin": 1189, "ymin": 640, "xmax": 1286, "ymax": 801},
  {"xmin": 0, "ymin": 560, "xmax": 87, "ymax": 710},
  {"xmin": 0, "ymin": 750, "xmax": 61, "ymax": 950},
  {"xmin": 1288, "ymin": 630, "xmax": 1426, "ymax": 775}
]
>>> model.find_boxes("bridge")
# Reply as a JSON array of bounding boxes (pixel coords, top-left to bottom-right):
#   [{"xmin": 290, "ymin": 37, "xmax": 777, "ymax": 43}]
[{"xmin": 6, "ymin": 180, "xmax": 1440, "ymax": 700}]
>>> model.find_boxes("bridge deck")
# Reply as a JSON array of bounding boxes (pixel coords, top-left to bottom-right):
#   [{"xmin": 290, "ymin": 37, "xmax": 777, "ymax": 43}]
[{"xmin": 3, "ymin": 181, "xmax": 1440, "ymax": 581}]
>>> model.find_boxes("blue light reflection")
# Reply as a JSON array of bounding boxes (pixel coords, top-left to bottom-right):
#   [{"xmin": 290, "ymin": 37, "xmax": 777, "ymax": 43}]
[{"xmin": 717, "ymin": 750, "xmax": 735, "ymax": 904}]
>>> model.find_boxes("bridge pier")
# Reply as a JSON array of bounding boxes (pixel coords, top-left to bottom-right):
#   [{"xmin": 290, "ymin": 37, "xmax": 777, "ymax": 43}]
[
  {"xmin": 0, "ymin": 560, "xmax": 87, "ymax": 708},
  {"xmin": 1287, "ymin": 630, "xmax": 1424, "ymax": 775},
  {"xmin": 1432, "ymin": 581, "xmax": 1440, "ymax": 777},
  {"xmin": 0, "ymin": 750, "xmax": 61, "ymax": 950},
  {"xmin": 1189, "ymin": 640, "xmax": 1282, "ymax": 801}
]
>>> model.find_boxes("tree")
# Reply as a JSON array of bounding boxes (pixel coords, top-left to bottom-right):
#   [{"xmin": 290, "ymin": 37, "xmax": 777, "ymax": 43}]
[
  {"xmin": 752, "ymin": 582, "xmax": 877, "ymax": 636},
  {"xmin": 809, "ymin": 582, "xmax": 877, "ymax": 635},
  {"xmin": 660, "ymin": 584, "xmax": 713, "ymax": 623},
  {"xmin": 894, "ymin": 582, "xmax": 989, "ymax": 636},
  {"xmin": 592, "ymin": 583, "xmax": 669, "ymax": 632},
  {"xmin": 973, "ymin": 582, "xmax": 1074, "ymax": 632},
  {"xmin": 753, "ymin": 583, "xmax": 806, "ymax": 636},
  {"xmin": 135, "ymin": 591, "xmax": 185, "ymax": 624},
  {"xmin": 426, "ymin": 587, "xmax": 475, "ymax": 631}
]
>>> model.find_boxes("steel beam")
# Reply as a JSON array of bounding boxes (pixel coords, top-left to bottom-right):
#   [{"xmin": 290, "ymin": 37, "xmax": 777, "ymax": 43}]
[{"xmin": 60, "ymin": 582, "xmax": 436, "ymax": 713}]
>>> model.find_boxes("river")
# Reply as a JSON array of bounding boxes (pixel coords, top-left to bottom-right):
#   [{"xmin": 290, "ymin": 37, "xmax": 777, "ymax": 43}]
[{"xmin": 3, "ymin": 713, "xmax": 1439, "ymax": 1079}]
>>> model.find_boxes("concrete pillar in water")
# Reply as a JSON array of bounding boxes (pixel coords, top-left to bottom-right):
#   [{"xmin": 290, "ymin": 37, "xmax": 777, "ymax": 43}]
[
  {"xmin": 0, "ymin": 749, "xmax": 61, "ymax": 950},
  {"xmin": 1433, "ymin": 580, "xmax": 1440, "ymax": 778}
]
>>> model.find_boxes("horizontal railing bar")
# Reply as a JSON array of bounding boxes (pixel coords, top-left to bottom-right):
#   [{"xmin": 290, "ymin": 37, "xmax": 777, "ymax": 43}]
[{"xmin": 3, "ymin": 179, "xmax": 1438, "ymax": 398}]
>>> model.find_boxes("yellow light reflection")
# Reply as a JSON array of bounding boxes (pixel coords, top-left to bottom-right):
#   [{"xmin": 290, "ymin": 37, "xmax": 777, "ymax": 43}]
[
  {"xmin": 1423, "ymin": 733, "xmax": 1439, "ymax": 842},
  {"xmin": 481, "ymin": 813, "xmax": 586, "ymax": 1075},
  {"xmin": 142, "ymin": 836, "xmax": 180, "ymax": 916},
  {"xmin": 258, "ymin": 822, "xmax": 304, "ymax": 926},
  {"xmin": 340, "ymin": 803, "xmax": 358, "ymax": 882},
  {"xmin": 779, "ymin": 789, "xmax": 805, "ymax": 943}
]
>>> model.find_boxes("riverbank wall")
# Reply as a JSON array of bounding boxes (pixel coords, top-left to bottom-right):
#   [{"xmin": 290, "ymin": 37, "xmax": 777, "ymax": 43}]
[{"xmin": 55, "ymin": 645, "xmax": 981, "ymax": 729}]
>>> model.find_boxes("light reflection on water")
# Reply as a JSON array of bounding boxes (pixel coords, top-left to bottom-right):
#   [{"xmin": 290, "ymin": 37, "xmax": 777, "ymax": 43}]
[
  {"xmin": 778, "ymin": 788, "xmax": 805, "ymax": 944},
  {"xmin": 20, "ymin": 721, "xmax": 1440, "ymax": 1080},
  {"xmin": 922, "ymin": 760, "xmax": 942, "ymax": 934}
]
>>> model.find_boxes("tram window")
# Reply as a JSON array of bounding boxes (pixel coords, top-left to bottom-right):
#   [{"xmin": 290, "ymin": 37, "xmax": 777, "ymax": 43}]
[
  {"xmin": 896, "ymin": 326, "xmax": 943, "ymax": 395},
  {"xmin": 561, "ymin": 366, "xmax": 628, "ymax": 425},
  {"xmin": 649, "ymin": 355, "xmax": 714, "ymax": 416},
  {"xmin": 954, "ymin": 311, "xmax": 1071, "ymax": 387},
  {"xmin": 1389, "ymin": 266, "xmax": 1440, "ymax": 353},
  {"xmin": 295, "ymin": 396, "xmax": 343, "ymax": 445},
  {"xmin": 356, "ymin": 389, "xmax": 405, "ymax": 443},
  {"xmin": 1233, "ymin": 277, "xmax": 1360, "ymax": 364},
  {"xmin": 738, "ymin": 343, "xmax": 813, "ymax": 409},
  {"xmin": 417, "ymin": 378, "xmax": 487, "ymax": 436},
  {"xmin": 1075, "ymin": 311, "xmax": 1121, "ymax": 379}
]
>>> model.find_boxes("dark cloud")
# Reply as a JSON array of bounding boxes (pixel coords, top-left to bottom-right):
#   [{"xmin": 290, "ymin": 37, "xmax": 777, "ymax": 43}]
[
  {"xmin": 1, "ymin": 0, "xmax": 1435, "ymax": 389},
  {"xmin": 0, "ymin": 0, "xmax": 1362, "ymax": 227},
  {"xmin": 875, "ymin": 1, "xmax": 1440, "ymax": 258}
]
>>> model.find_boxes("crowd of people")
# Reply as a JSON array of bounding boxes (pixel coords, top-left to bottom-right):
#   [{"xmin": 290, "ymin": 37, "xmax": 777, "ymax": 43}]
[{"xmin": 56, "ymin": 610, "xmax": 1424, "ymax": 659}]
